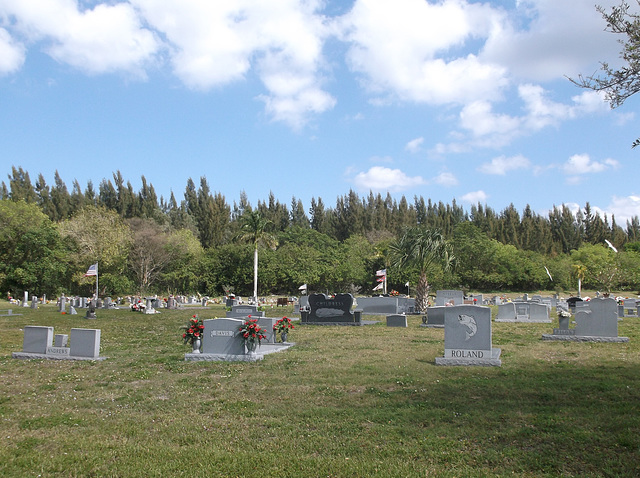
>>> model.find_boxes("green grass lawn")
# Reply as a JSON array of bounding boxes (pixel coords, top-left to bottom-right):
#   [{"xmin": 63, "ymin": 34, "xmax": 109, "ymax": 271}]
[{"xmin": 0, "ymin": 303, "xmax": 638, "ymax": 477}]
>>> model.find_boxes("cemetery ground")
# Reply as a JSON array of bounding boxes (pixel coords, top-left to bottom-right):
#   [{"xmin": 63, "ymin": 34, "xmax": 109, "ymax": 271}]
[{"xmin": 0, "ymin": 301, "xmax": 639, "ymax": 477}]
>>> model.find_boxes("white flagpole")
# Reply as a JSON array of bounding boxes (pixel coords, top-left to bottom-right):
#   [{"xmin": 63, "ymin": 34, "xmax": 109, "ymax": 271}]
[{"xmin": 95, "ymin": 262, "xmax": 99, "ymax": 299}]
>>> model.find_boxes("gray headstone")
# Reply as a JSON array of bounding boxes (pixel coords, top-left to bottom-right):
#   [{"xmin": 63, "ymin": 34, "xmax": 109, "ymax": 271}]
[
  {"xmin": 54, "ymin": 334, "xmax": 68, "ymax": 347},
  {"xmin": 227, "ymin": 305, "xmax": 264, "ymax": 318},
  {"xmin": 30, "ymin": 295, "xmax": 38, "ymax": 309},
  {"xmin": 425, "ymin": 306, "xmax": 445, "ymax": 327},
  {"xmin": 496, "ymin": 302, "xmax": 516, "ymax": 321},
  {"xmin": 70, "ymin": 328, "xmax": 101, "ymax": 358},
  {"xmin": 70, "ymin": 306, "xmax": 77, "ymax": 315},
  {"xmin": 435, "ymin": 290, "xmax": 464, "ymax": 306},
  {"xmin": 202, "ymin": 318, "xmax": 245, "ymax": 355},
  {"xmin": 23, "ymin": 326, "xmax": 53, "ymax": 354},
  {"xmin": 436, "ymin": 305, "xmax": 501, "ymax": 366},
  {"xmin": 575, "ymin": 298, "xmax": 618, "ymax": 337},
  {"xmin": 257, "ymin": 317, "xmax": 278, "ymax": 343},
  {"xmin": 386, "ymin": 314, "xmax": 407, "ymax": 327}
]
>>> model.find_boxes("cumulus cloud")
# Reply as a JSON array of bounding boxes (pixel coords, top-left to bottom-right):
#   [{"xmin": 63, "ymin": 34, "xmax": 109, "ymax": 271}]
[
  {"xmin": 434, "ymin": 172, "xmax": 458, "ymax": 187},
  {"xmin": 460, "ymin": 190, "xmax": 488, "ymax": 203},
  {"xmin": 478, "ymin": 154, "xmax": 530, "ymax": 175},
  {"xmin": 1, "ymin": 0, "xmax": 159, "ymax": 76},
  {"xmin": 563, "ymin": 154, "xmax": 620, "ymax": 175},
  {"xmin": 607, "ymin": 195, "xmax": 640, "ymax": 224},
  {"xmin": 353, "ymin": 166, "xmax": 425, "ymax": 192},
  {"xmin": 339, "ymin": 0, "xmax": 508, "ymax": 105},
  {"xmin": 134, "ymin": 0, "xmax": 335, "ymax": 128},
  {"xmin": 481, "ymin": 0, "xmax": 622, "ymax": 81},
  {"xmin": 405, "ymin": 137, "xmax": 424, "ymax": 153},
  {"xmin": 0, "ymin": 28, "xmax": 25, "ymax": 74}
]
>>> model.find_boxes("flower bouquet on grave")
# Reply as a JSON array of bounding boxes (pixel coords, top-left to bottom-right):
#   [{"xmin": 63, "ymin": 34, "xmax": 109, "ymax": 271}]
[
  {"xmin": 181, "ymin": 315, "xmax": 205, "ymax": 352},
  {"xmin": 557, "ymin": 307, "xmax": 571, "ymax": 330},
  {"xmin": 239, "ymin": 318, "xmax": 267, "ymax": 353},
  {"xmin": 273, "ymin": 316, "xmax": 294, "ymax": 343}
]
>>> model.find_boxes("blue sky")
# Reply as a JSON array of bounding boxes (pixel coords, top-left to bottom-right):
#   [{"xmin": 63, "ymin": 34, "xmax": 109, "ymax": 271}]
[{"xmin": 1, "ymin": 0, "xmax": 639, "ymax": 224}]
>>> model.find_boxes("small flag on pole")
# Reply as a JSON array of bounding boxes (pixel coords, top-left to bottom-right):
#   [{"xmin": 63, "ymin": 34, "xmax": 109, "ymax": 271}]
[
  {"xmin": 376, "ymin": 269, "xmax": 386, "ymax": 276},
  {"xmin": 405, "ymin": 281, "xmax": 409, "ymax": 287},
  {"xmin": 298, "ymin": 284, "xmax": 307, "ymax": 291},
  {"xmin": 83, "ymin": 263, "xmax": 98, "ymax": 277}
]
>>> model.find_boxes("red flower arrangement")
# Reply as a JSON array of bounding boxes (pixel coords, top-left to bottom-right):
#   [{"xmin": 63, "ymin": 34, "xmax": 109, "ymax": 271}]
[
  {"xmin": 181, "ymin": 315, "xmax": 205, "ymax": 345},
  {"xmin": 239, "ymin": 318, "xmax": 267, "ymax": 347},
  {"xmin": 273, "ymin": 316, "xmax": 294, "ymax": 334}
]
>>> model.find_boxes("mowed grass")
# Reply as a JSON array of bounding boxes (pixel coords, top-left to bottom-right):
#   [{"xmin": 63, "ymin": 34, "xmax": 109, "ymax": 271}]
[{"xmin": 0, "ymin": 303, "xmax": 638, "ymax": 477}]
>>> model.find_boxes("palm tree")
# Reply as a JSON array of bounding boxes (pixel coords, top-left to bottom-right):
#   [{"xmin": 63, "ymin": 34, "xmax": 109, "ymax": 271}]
[
  {"xmin": 389, "ymin": 227, "xmax": 455, "ymax": 313},
  {"xmin": 236, "ymin": 210, "xmax": 278, "ymax": 304},
  {"xmin": 573, "ymin": 264, "xmax": 587, "ymax": 297}
]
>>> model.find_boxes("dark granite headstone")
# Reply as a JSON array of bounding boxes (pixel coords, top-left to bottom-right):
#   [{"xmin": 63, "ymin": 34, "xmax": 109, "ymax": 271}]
[{"xmin": 305, "ymin": 294, "xmax": 354, "ymax": 323}]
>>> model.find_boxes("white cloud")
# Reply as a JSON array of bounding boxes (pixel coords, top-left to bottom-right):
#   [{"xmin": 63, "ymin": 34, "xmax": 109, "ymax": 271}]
[
  {"xmin": 434, "ymin": 172, "xmax": 458, "ymax": 187},
  {"xmin": 481, "ymin": 0, "xmax": 623, "ymax": 81},
  {"xmin": 353, "ymin": 166, "xmax": 425, "ymax": 192},
  {"xmin": 339, "ymin": 0, "xmax": 508, "ymax": 105},
  {"xmin": 0, "ymin": 27, "xmax": 25, "ymax": 74},
  {"xmin": 607, "ymin": 195, "xmax": 640, "ymax": 224},
  {"xmin": 405, "ymin": 137, "xmax": 424, "ymax": 153},
  {"xmin": 563, "ymin": 153, "xmax": 620, "ymax": 175},
  {"xmin": 136, "ymin": 0, "xmax": 335, "ymax": 129},
  {"xmin": 1, "ymin": 0, "xmax": 159, "ymax": 76},
  {"xmin": 460, "ymin": 190, "xmax": 488, "ymax": 203},
  {"xmin": 478, "ymin": 154, "xmax": 530, "ymax": 175}
]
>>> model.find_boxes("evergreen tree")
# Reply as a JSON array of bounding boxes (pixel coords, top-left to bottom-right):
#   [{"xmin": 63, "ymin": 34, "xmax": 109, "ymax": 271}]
[
  {"xmin": 8, "ymin": 166, "xmax": 36, "ymax": 203},
  {"xmin": 51, "ymin": 171, "xmax": 71, "ymax": 220}
]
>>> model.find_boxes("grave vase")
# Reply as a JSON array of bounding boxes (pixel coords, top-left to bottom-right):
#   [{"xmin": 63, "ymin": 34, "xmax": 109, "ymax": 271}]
[
  {"xmin": 280, "ymin": 331, "xmax": 288, "ymax": 343},
  {"xmin": 245, "ymin": 339, "xmax": 258, "ymax": 355},
  {"xmin": 558, "ymin": 317, "xmax": 570, "ymax": 330},
  {"xmin": 191, "ymin": 338, "xmax": 201, "ymax": 354}
]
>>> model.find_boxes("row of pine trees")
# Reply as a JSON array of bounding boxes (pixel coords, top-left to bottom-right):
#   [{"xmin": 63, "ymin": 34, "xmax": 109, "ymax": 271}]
[{"xmin": 4, "ymin": 166, "xmax": 638, "ymax": 255}]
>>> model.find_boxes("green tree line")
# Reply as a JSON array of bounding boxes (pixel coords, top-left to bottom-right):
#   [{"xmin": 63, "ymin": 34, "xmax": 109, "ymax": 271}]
[{"xmin": 1, "ymin": 166, "xmax": 639, "ymax": 298}]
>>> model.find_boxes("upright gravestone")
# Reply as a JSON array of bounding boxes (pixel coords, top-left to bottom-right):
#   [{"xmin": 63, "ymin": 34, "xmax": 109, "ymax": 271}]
[
  {"xmin": 226, "ymin": 305, "xmax": 264, "ymax": 318},
  {"xmin": 543, "ymin": 298, "xmax": 629, "ymax": 342},
  {"xmin": 496, "ymin": 301, "xmax": 550, "ymax": 322},
  {"xmin": 421, "ymin": 306, "xmax": 445, "ymax": 327},
  {"xmin": 59, "ymin": 295, "xmax": 66, "ymax": 313},
  {"xmin": 304, "ymin": 294, "xmax": 356, "ymax": 324},
  {"xmin": 70, "ymin": 328, "xmax": 101, "ymax": 358},
  {"xmin": 435, "ymin": 290, "xmax": 464, "ymax": 307},
  {"xmin": 23, "ymin": 291, "xmax": 29, "ymax": 307},
  {"xmin": 435, "ymin": 305, "xmax": 501, "ymax": 366},
  {"xmin": 22, "ymin": 326, "xmax": 53, "ymax": 354},
  {"xmin": 30, "ymin": 295, "xmax": 38, "ymax": 309}
]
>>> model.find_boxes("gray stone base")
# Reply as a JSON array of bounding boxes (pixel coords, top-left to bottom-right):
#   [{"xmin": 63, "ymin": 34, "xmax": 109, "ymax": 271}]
[
  {"xmin": 541, "ymin": 334, "xmax": 630, "ymax": 342},
  {"xmin": 435, "ymin": 348, "xmax": 502, "ymax": 366},
  {"xmin": 185, "ymin": 343, "xmax": 294, "ymax": 362},
  {"xmin": 420, "ymin": 324, "xmax": 444, "ymax": 328},
  {"xmin": 12, "ymin": 352, "xmax": 106, "ymax": 361},
  {"xmin": 301, "ymin": 320, "xmax": 379, "ymax": 326},
  {"xmin": 495, "ymin": 319, "xmax": 552, "ymax": 323}
]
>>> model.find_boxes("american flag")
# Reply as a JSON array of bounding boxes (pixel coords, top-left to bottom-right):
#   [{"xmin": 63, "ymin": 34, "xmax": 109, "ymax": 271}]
[{"xmin": 83, "ymin": 263, "xmax": 98, "ymax": 277}]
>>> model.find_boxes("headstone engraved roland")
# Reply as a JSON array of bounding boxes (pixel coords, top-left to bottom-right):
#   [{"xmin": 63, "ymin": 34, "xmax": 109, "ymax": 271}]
[
  {"xmin": 542, "ymin": 298, "xmax": 629, "ymax": 342},
  {"xmin": 435, "ymin": 305, "xmax": 501, "ymax": 366},
  {"xmin": 12, "ymin": 326, "xmax": 105, "ymax": 360},
  {"xmin": 304, "ymin": 294, "xmax": 356, "ymax": 324}
]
